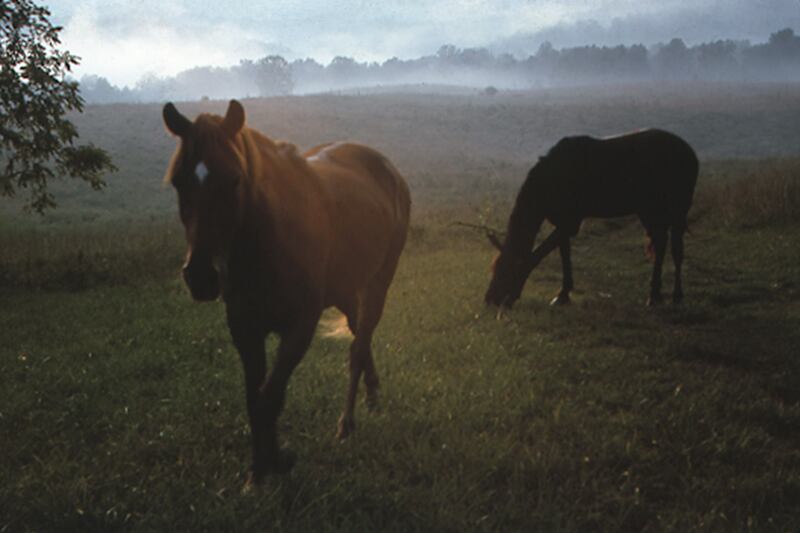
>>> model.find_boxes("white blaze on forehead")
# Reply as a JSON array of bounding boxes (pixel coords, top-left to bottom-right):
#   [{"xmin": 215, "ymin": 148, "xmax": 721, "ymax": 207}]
[{"xmin": 195, "ymin": 161, "xmax": 209, "ymax": 183}]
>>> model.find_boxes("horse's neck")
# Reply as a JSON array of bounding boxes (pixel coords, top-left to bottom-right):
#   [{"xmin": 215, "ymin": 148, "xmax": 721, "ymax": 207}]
[
  {"xmin": 506, "ymin": 183, "xmax": 544, "ymax": 256},
  {"xmin": 231, "ymin": 130, "xmax": 330, "ymax": 276},
  {"xmin": 237, "ymin": 129, "xmax": 322, "ymax": 216},
  {"xmin": 505, "ymin": 215, "xmax": 541, "ymax": 258}
]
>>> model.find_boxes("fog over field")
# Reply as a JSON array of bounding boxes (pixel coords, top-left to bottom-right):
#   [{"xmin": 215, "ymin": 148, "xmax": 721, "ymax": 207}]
[
  {"xmin": 46, "ymin": 0, "xmax": 800, "ymax": 85},
  {"xmin": 3, "ymin": 83, "xmax": 796, "ymax": 223},
  {"xmin": 34, "ymin": 0, "xmax": 800, "ymax": 102}
]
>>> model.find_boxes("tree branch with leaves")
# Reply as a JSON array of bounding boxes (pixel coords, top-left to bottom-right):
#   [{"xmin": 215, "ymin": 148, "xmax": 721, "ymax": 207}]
[{"xmin": 1, "ymin": 0, "xmax": 115, "ymax": 213}]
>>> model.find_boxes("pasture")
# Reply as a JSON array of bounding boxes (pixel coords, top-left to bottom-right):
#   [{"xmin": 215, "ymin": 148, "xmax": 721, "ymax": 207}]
[{"xmin": 1, "ymin": 83, "xmax": 799, "ymax": 531}]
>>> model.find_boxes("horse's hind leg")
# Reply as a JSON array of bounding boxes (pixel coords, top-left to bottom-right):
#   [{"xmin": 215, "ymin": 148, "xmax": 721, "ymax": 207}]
[
  {"xmin": 337, "ymin": 245, "xmax": 402, "ymax": 440},
  {"xmin": 647, "ymin": 226, "xmax": 669, "ymax": 306},
  {"xmin": 551, "ymin": 233, "xmax": 573, "ymax": 305},
  {"xmin": 337, "ymin": 288, "xmax": 386, "ymax": 440},
  {"xmin": 362, "ymin": 237, "xmax": 405, "ymax": 413},
  {"xmin": 670, "ymin": 224, "xmax": 685, "ymax": 304}
]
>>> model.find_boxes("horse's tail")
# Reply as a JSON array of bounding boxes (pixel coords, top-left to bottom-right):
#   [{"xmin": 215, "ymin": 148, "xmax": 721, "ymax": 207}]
[{"xmin": 319, "ymin": 311, "xmax": 354, "ymax": 340}]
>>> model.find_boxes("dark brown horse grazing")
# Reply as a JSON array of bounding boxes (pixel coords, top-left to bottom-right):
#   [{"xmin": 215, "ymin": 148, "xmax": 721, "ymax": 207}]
[
  {"xmin": 163, "ymin": 100, "xmax": 410, "ymax": 486},
  {"xmin": 485, "ymin": 129, "xmax": 698, "ymax": 309}
]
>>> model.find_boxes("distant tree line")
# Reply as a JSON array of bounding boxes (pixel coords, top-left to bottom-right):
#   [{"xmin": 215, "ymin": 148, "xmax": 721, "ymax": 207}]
[{"xmin": 79, "ymin": 28, "xmax": 800, "ymax": 103}]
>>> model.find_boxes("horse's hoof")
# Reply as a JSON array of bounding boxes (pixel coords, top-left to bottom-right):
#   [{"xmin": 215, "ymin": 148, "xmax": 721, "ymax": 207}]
[
  {"xmin": 241, "ymin": 464, "xmax": 268, "ymax": 494},
  {"xmin": 365, "ymin": 391, "xmax": 380, "ymax": 413},
  {"xmin": 336, "ymin": 415, "xmax": 355, "ymax": 440},
  {"xmin": 646, "ymin": 295, "xmax": 663, "ymax": 307},
  {"xmin": 241, "ymin": 470, "xmax": 261, "ymax": 495},
  {"xmin": 242, "ymin": 449, "xmax": 295, "ymax": 489},
  {"xmin": 549, "ymin": 294, "xmax": 571, "ymax": 306}
]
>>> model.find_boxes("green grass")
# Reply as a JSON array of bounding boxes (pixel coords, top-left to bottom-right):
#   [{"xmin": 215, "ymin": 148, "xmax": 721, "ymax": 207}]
[
  {"xmin": 2, "ymin": 212, "xmax": 799, "ymax": 532},
  {"xmin": 2, "ymin": 87, "xmax": 800, "ymax": 531},
  {"xmin": 0, "ymin": 219, "xmax": 184, "ymax": 290}
]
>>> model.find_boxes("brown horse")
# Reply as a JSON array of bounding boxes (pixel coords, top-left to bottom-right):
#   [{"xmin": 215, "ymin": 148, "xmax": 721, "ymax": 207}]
[
  {"xmin": 485, "ymin": 129, "xmax": 698, "ymax": 309},
  {"xmin": 163, "ymin": 100, "xmax": 410, "ymax": 485}
]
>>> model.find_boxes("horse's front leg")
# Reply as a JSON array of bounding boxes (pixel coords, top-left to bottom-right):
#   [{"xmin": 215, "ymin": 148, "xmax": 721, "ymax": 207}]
[
  {"xmin": 647, "ymin": 228, "xmax": 669, "ymax": 306},
  {"xmin": 230, "ymin": 326, "xmax": 271, "ymax": 485},
  {"xmin": 257, "ymin": 312, "xmax": 320, "ymax": 476},
  {"xmin": 551, "ymin": 234, "xmax": 573, "ymax": 306},
  {"xmin": 670, "ymin": 225, "xmax": 685, "ymax": 304},
  {"xmin": 526, "ymin": 228, "xmax": 571, "ymax": 306}
]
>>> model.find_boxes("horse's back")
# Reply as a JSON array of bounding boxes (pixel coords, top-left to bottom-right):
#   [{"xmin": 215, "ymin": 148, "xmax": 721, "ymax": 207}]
[
  {"xmin": 604, "ymin": 130, "xmax": 698, "ymax": 221},
  {"xmin": 305, "ymin": 142, "xmax": 410, "ymax": 302},
  {"xmin": 306, "ymin": 142, "xmax": 410, "ymax": 223},
  {"xmin": 553, "ymin": 129, "xmax": 697, "ymax": 179},
  {"xmin": 599, "ymin": 129, "xmax": 698, "ymax": 170},
  {"xmin": 619, "ymin": 129, "xmax": 698, "ymax": 217},
  {"xmin": 539, "ymin": 129, "xmax": 698, "ymax": 223}
]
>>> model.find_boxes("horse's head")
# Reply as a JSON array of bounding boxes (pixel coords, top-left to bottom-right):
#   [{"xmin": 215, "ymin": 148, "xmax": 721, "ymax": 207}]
[
  {"xmin": 484, "ymin": 158, "xmax": 553, "ymax": 309},
  {"xmin": 163, "ymin": 100, "xmax": 247, "ymax": 302},
  {"xmin": 484, "ymin": 238, "xmax": 531, "ymax": 309}
]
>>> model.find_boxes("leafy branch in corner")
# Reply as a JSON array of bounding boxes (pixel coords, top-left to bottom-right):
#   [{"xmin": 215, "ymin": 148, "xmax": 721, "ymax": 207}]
[{"xmin": 0, "ymin": 0, "xmax": 115, "ymax": 213}]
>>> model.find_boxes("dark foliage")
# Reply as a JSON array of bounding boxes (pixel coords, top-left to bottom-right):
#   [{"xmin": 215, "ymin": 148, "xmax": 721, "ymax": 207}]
[{"xmin": 0, "ymin": 0, "xmax": 115, "ymax": 213}]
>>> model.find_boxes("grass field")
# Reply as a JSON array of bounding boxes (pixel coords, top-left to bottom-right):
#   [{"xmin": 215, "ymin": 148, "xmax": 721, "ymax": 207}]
[{"xmin": 2, "ymin": 84, "xmax": 799, "ymax": 531}]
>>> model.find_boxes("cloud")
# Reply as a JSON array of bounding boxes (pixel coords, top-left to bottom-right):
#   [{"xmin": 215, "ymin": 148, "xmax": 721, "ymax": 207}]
[
  {"xmin": 491, "ymin": 0, "xmax": 800, "ymax": 55},
  {"xmin": 59, "ymin": 1, "xmax": 290, "ymax": 86},
  {"xmin": 48, "ymin": 0, "xmax": 800, "ymax": 86}
]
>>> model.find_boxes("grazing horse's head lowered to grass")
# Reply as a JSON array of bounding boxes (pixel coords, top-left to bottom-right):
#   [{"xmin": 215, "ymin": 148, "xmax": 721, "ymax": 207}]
[
  {"xmin": 163, "ymin": 100, "xmax": 247, "ymax": 302},
  {"xmin": 485, "ymin": 129, "xmax": 698, "ymax": 309},
  {"xmin": 162, "ymin": 100, "xmax": 411, "ymax": 488},
  {"xmin": 485, "ymin": 232, "xmax": 531, "ymax": 308}
]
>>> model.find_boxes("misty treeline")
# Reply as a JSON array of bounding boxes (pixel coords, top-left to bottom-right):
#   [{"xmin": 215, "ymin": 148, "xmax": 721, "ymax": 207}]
[{"xmin": 80, "ymin": 28, "xmax": 800, "ymax": 103}]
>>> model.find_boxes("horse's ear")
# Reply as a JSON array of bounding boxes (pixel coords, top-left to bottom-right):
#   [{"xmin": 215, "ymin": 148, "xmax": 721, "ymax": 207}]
[
  {"xmin": 222, "ymin": 100, "xmax": 245, "ymax": 137},
  {"xmin": 163, "ymin": 102, "xmax": 191, "ymax": 137}
]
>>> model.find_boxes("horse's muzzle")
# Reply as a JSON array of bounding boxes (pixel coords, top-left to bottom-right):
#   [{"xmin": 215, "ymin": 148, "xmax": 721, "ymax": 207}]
[
  {"xmin": 484, "ymin": 289, "xmax": 499, "ymax": 307},
  {"xmin": 182, "ymin": 257, "xmax": 220, "ymax": 302},
  {"xmin": 485, "ymin": 288, "xmax": 516, "ymax": 311}
]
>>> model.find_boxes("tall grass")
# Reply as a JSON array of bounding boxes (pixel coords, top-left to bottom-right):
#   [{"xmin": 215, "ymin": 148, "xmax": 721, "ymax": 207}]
[
  {"xmin": 695, "ymin": 159, "xmax": 800, "ymax": 227},
  {"xmin": 3, "ymin": 158, "xmax": 798, "ymax": 293},
  {"xmin": 0, "ymin": 219, "xmax": 184, "ymax": 290}
]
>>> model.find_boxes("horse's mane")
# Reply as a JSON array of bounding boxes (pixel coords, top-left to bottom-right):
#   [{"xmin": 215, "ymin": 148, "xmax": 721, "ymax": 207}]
[
  {"xmin": 545, "ymin": 135, "xmax": 595, "ymax": 159},
  {"xmin": 241, "ymin": 129, "xmax": 313, "ymax": 188}
]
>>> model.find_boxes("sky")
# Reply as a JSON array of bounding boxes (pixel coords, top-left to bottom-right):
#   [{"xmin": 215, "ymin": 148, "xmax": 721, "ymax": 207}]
[{"xmin": 41, "ymin": 0, "xmax": 800, "ymax": 87}]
